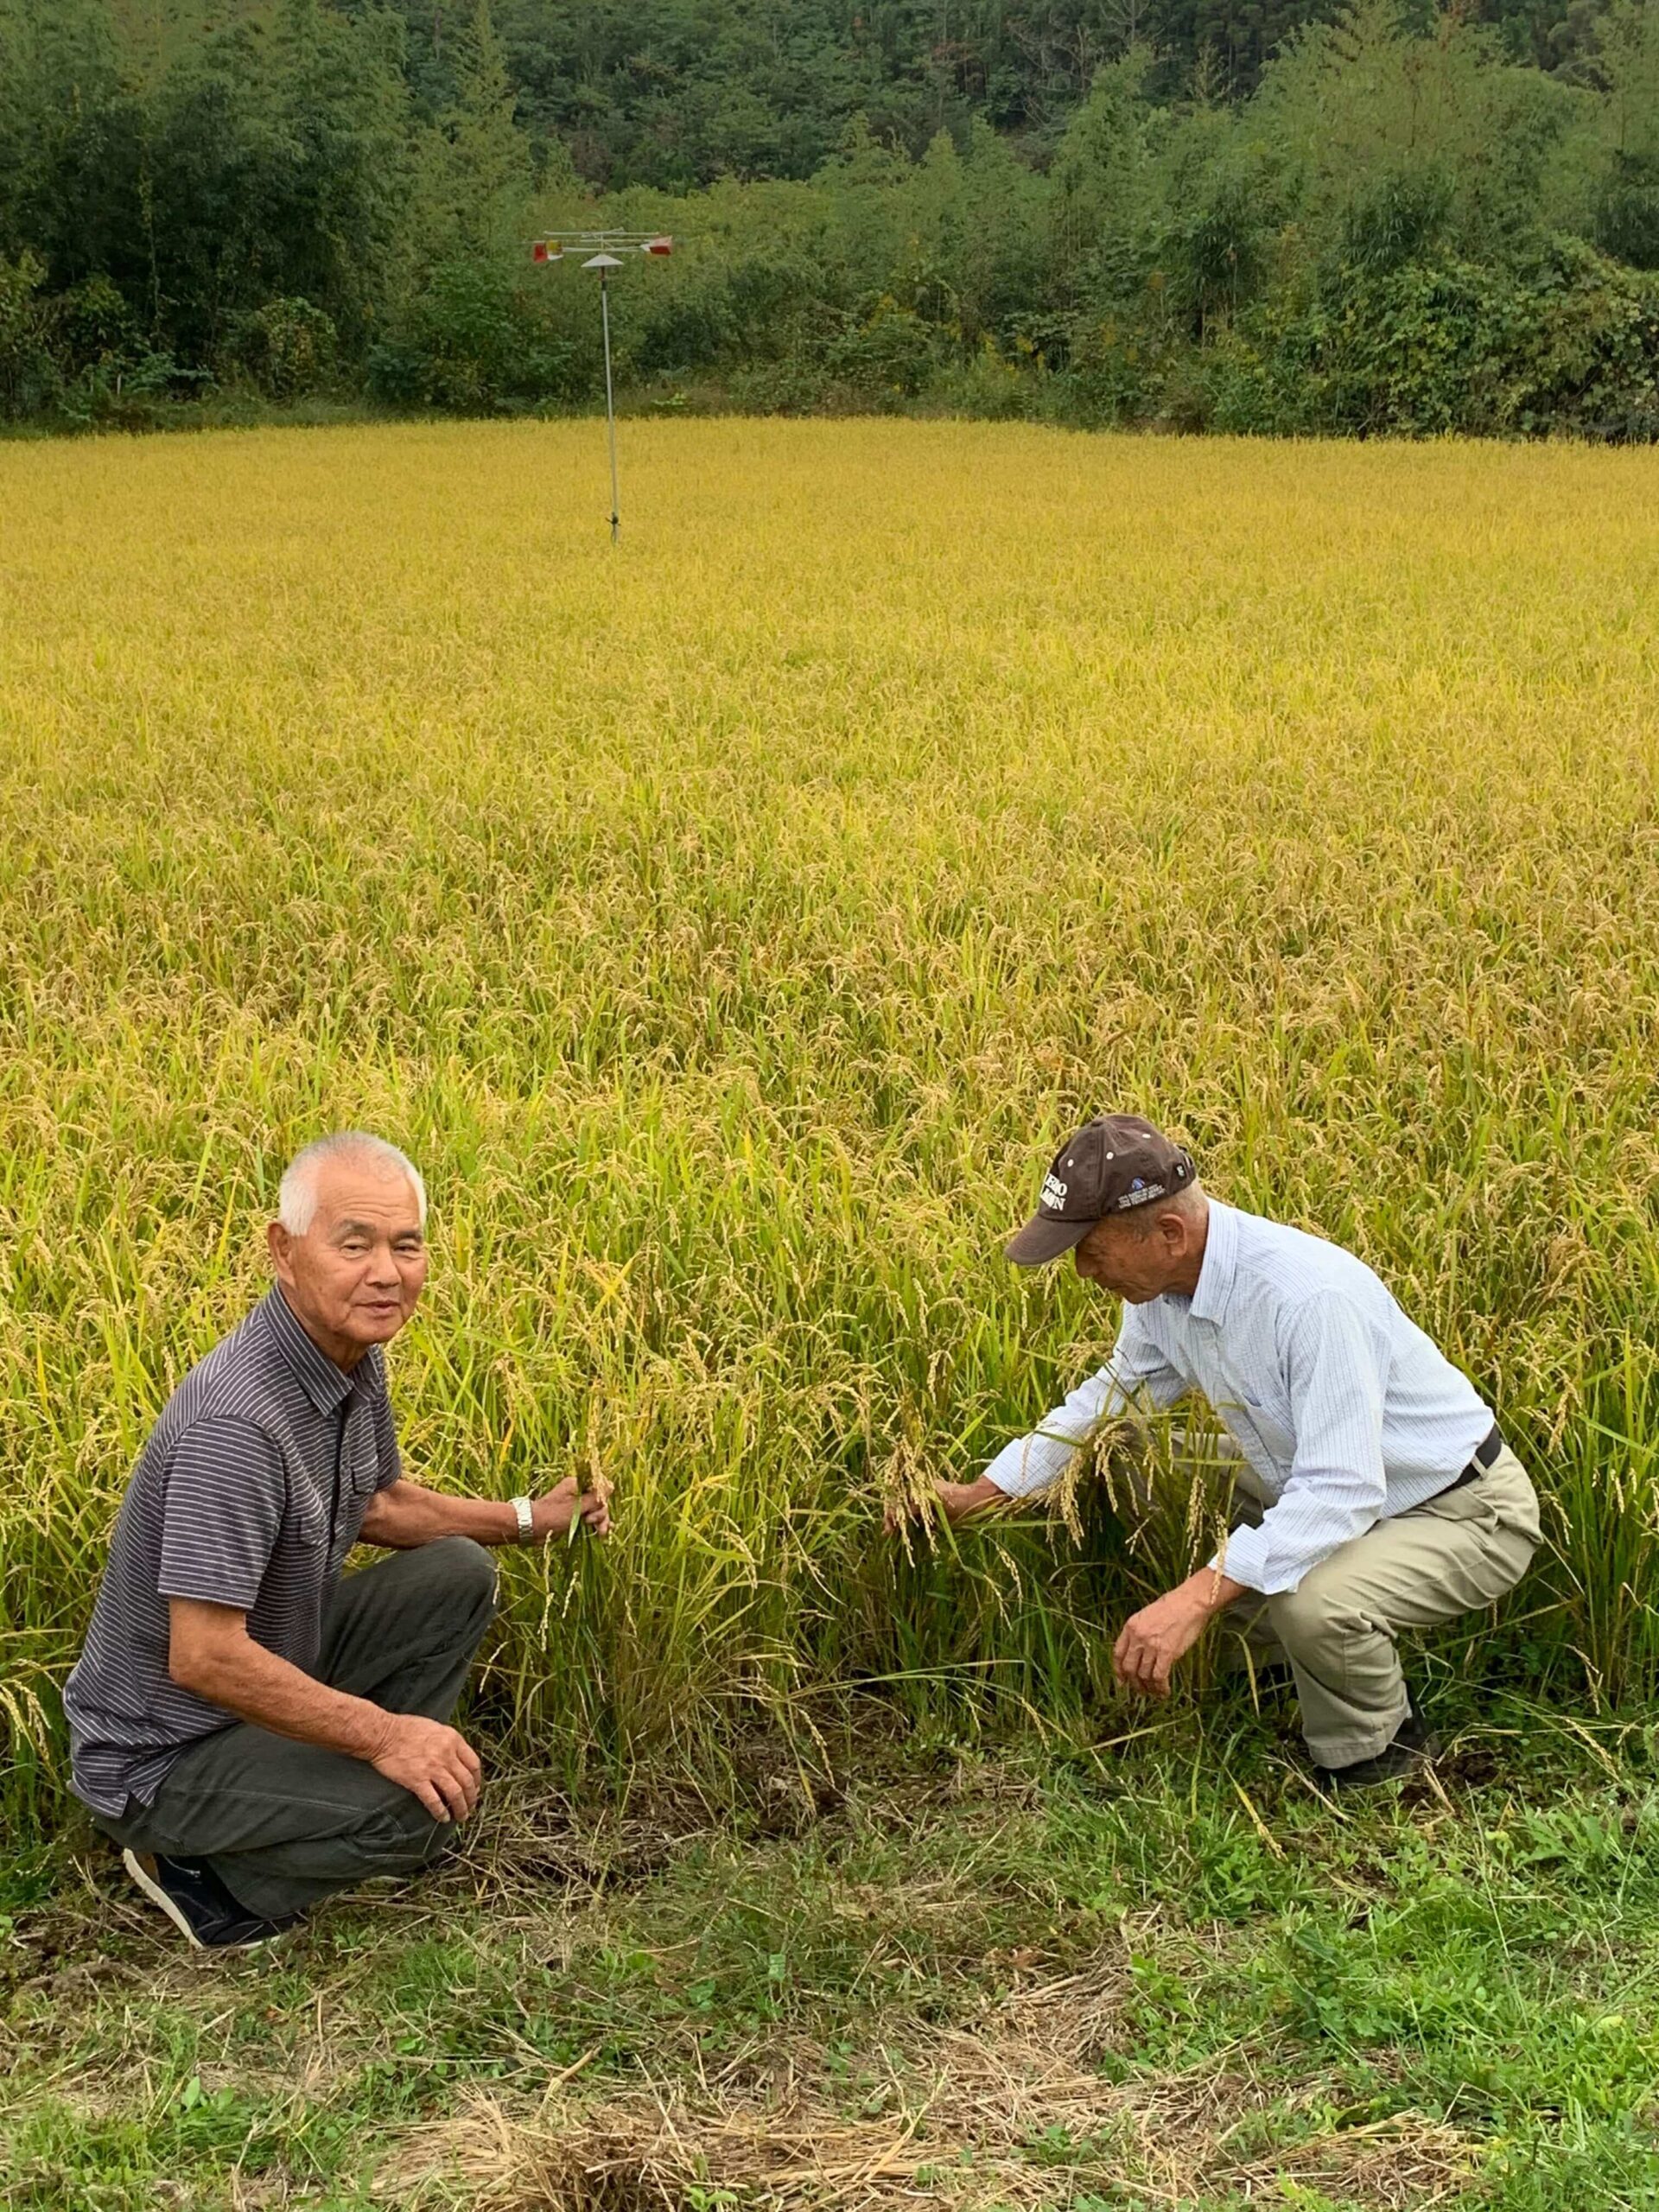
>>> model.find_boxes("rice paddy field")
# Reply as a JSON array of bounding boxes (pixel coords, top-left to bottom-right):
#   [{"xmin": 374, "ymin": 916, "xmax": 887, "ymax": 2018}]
[
  {"xmin": 7, "ymin": 420, "xmax": 1659, "ymax": 2209},
  {"xmin": 3, "ymin": 418, "xmax": 1659, "ymax": 1840}
]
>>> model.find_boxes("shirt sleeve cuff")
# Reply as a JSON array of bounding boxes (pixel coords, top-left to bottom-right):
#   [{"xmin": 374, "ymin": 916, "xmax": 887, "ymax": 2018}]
[
  {"xmin": 1210, "ymin": 1518, "xmax": 1271, "ymax": 1594},
  {"xmin": 156, "ymin": 1574, "xmax": 263, "ymax": 1611},
  {"xmin": 983, "ymin": 1429, "xmax": 1077, "ymax": 1498}
]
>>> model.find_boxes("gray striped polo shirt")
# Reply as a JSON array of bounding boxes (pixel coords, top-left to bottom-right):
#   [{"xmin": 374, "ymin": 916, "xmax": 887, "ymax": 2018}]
[{"xmin": 64, "ymin": 1287, "xmax": 403, "ymax": 1816}]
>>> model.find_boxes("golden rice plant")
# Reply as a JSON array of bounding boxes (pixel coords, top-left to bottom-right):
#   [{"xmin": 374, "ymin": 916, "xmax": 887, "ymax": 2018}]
[{"xmin": 3, "ymin": 420, "xmax": 1658, "ymax": 1832}]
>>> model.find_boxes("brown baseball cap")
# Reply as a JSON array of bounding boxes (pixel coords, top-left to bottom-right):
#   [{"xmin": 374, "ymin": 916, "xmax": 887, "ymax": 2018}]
[{"xmin": 1004, "ymin": 1115, "xmax": 1198, "ymax": 1266}]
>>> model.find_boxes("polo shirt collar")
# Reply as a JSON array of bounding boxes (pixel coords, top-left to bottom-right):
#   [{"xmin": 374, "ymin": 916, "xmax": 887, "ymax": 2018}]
[
  {"xmin": 264, "ymin": 1287, "xmax": 381, "ymax": 1412},
  {"xmin": 1187, "ymin": 1198, "xmax": 1239, "ymax": 1325}
]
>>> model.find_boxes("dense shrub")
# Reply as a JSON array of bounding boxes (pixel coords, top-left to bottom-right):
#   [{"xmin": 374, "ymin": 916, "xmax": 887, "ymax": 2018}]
[
  {"xmin": 222, "ymin": 297, "xmax": 340, "ymax": 400},
  {"xmin": 368, "ymin": 261, "xmax": 589, "ymax": 410},
  {"xmin": 0, "ymin": 251, "xmax": 58, "ymax": 419}
]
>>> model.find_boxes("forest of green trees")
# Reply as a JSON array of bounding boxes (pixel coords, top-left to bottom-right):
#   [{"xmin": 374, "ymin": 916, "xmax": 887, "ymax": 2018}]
[{"xmin": 3, "ymin": 0, "xmax": 1659, "ymax": 436}]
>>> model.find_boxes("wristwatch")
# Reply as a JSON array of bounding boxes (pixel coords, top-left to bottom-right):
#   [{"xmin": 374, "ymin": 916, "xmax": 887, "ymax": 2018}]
[{"xmin": 510, "ymin": 1495, "xmax": 534, "ymax": 1544}]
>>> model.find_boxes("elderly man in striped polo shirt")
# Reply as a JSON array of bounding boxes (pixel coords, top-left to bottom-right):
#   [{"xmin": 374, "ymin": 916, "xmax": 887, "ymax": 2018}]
[
  {"xmin": 65, "ymin": 1131, "xmax": 611, "ymax": 1949},
  {"xmin": 908, "ymin": 1116, "xmax": 1540, "ymax": 1786}
]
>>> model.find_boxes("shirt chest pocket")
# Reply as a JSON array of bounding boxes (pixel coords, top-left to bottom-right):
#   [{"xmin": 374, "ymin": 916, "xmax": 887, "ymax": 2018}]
[
  {"xmin": 339, "ymin": 1440, "xmax": 384, "ymax": 1529},
  {"xmin": 330, "ymin": 1412, "xmax": 380, "ymax": 1520},
  {"xmin": 1218, "ymin": 1373, "xmax": 1294, "ymax": 1457},
  {"xmin": 283, "ymin": 1450, "xmax": 355, "ymax": 1554},
  {"xmin": 283, "ymin": 1492, "xmax": 332, "ymax": 1557}
]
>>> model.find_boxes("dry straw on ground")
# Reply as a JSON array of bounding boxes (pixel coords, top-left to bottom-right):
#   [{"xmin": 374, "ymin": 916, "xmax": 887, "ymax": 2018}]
[
  {"xmin": 392, "ymin": 1953, "xmax": 1472, "ymax": 2209},
  {"xmin": 3, "ymin": 420, "xmax": 1659, "ymax": 1827}
]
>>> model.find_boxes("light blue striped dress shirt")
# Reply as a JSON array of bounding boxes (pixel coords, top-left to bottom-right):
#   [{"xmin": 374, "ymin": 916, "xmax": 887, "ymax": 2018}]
[{"xmin": 982, "ymin": 1199, "xmax": 1494, "ymax": 1596}]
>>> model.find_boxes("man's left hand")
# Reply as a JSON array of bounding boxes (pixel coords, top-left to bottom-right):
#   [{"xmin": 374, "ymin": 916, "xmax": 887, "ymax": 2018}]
[
  {"xmin": 532, "ymin": 1477, "xmax": 613, "ymax": 1542},
  {"xmin": 1112, "ymin": 1575, "xmax": 1226, "ymax": 1700}
]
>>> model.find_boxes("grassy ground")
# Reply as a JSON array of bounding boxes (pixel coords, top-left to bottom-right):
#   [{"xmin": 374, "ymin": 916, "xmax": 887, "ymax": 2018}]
[{"xmin": 7, "ymin": 1701, "xmax": 1659, "ymax": 2211}]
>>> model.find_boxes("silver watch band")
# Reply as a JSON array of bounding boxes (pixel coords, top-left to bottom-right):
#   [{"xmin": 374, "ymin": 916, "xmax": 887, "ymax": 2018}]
[{"xmin": 510, "ymin": 1495, "xmax": 534, "ymax": 1544}]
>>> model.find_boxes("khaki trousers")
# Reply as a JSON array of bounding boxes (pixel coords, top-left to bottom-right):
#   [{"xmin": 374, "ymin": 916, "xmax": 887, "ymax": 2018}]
[{"xmin": 1218, "ymin": 1445, "xmax": 1541, "ymax": 1766}]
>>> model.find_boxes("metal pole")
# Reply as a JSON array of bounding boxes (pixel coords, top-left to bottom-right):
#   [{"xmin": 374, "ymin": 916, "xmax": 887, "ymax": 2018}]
[{"xmin": 600, "ymin": 270, "xmax": 620, "ymax": 544}]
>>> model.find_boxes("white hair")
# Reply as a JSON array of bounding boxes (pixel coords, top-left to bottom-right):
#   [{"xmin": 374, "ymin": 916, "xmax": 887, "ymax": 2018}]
[{"xmin": 276, "ymin": 1131, "xmax": 427, "ymax": 1236}]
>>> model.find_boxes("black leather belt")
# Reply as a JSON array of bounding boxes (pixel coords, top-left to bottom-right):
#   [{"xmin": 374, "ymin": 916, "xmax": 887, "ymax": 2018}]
[{"xmin": 1442, "ymin": 1423, "xmax": 1503, "ymax": 1497}]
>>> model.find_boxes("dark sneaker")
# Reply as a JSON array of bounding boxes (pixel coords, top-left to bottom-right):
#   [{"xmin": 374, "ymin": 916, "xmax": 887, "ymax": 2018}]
[
  {"xmin": 121, "ymin": 1848, "xmax": 294, "ymax": 1951},
  {"xmin": 1316, "ymin": 1711, "xmax": 1441, "ymax": 1789}
]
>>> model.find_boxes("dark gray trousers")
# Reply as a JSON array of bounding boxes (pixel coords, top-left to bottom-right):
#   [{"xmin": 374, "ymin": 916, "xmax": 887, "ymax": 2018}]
[{"xmin": 99, "ymin": 1536, "xmax": 498, "ymax": 1923}]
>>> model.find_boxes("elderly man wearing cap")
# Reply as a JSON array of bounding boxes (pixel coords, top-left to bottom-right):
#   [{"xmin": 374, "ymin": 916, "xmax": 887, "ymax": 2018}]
[{"xmin": 908, "ymin": 1116, "xmax": 1540, "ymax": 1786}]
